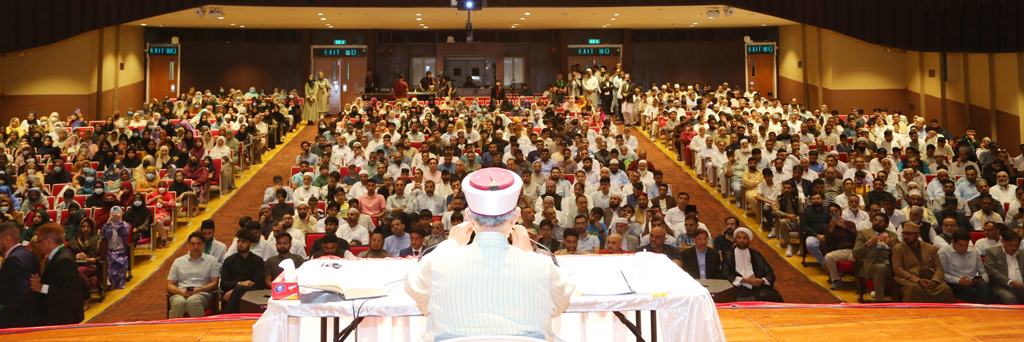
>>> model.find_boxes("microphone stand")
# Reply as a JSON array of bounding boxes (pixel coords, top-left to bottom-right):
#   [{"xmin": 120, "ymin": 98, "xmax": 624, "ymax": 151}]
[{"xmin": 417, "ymin": 237, "xmax": 560, "ymax": 267}]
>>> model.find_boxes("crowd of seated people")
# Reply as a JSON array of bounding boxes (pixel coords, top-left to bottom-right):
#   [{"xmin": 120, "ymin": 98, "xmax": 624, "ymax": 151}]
[
  {"xmin": 644, "ymin": 80, "xmax": 1024, "ymax": 304},
  {"xmin": 0, "ymin": 86, "xmax": 301, "ymax": 327}
]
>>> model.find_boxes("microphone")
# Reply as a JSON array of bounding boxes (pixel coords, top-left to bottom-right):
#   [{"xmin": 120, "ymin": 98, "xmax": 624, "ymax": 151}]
[{"xmin": 417, "ymin": 237, "xmax": 560, "ymax": 266}]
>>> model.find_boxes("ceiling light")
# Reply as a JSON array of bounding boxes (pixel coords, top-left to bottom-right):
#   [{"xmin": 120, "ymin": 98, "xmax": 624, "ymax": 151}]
[
  {"xmin": 141, "ymin": 23, "xmax": 147, "ymax": 26},
  {"xmin": 520, "ymin": 17, "xmax": 525, "ymax": 20},
  {"xmin": 419, "ymin": 23, "xmax": 424, "ymax": 26},
  {"xmin": 416, "ymin": 13, "xmax": 422, "ymax": 16},
  {"xmin": 611, "ymin": 18, "xmax": 616, "ymax": 20},
  {"xmin": 511, "ymin": 26, "xmax": 516, "ymax": 28},
  {"xmin": 689, "ymin": 25, "xmax": 694, "ymax": 27},
  {"xmin": 230, "ymin": 23, "xmax": 236, "ymax": 26},
  {"xmin": 525, "ymin": 12, "xmax": 530, "ymax": 15},
  {"xmin": 693, "ymin": 22, "xmax": 698, "ymax": 25},
  {"xmin": 423, "ymin": 26, "xmax": 428, "ymax": 28},
  {"xmin": 239, "ymin": 25, "xmax": 245, "ymax": 27},
  {"xmin": 318, "ymin": 13, "xmax": 323, "ymax": 15},
  {"xmin": 762, "ymin": 24, "xmax": 767, "ymax": 26},
  {"xmin": 602, "ymin": 25, "xmax": 607, "ymax": 27},
  {"xmin": 321, "ymin": 17, "xmax": 326, "ymax": 20},
  {"xmin": 614, "ymin": 13, "xmax": 620, "ymax": 16},
  {"xmin": 416, "ymin": 18, "xmax": 422, "ymax": 21}
]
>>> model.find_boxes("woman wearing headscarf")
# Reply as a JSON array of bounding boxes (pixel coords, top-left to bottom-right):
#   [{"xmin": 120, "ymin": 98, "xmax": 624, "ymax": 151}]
[
  {"xmin": 0, "ymin": 197, "xmax": 24, "ymax": 226},
  {"xmin": 148, "ymin": 181, "xmax": 175, "ymax": 248},
  {"xmin": 45, "ymin": 157, "xmax": 73, "ymax": 184},
  {"xmin": 19, "ymin": 112, "xmax": 37, "ymax": 131},
  {"xmin": 117, "ymin": 180, "xmax": 136, "ymax": 208},
  {"xmin": 124, "ymin": 192, "xmax": 160, "ymax": 247},
  {"xmin": 101, "ymin": 205, "xmax": 130, "ymax": 289},
  {"xmin": 135, "ymin": 165, "xmax": 160, "ymax": 195},
  {"xmin": 201, "ymin": 131, "xmax": 215, "ymax": 153},
  {"xmin": 209, "ymin": 136, "xmax": 236, "ymax": 192},
  {"xmin": 60, "ymin": 203, "xmax": 85, "ymax": 238},
  {"xmin": 19, "ymin": 188, "xmax": 46, "ymax": 216},
  {"xmin": 303, "ymin": 74, "xmax": 320, "ymax": 124},
  {"xmin": 21, "ymin": 208, "xmax": 51, "ymax": 242},
  {"xmin": 122, "ymin": 148, "xmax": 142, "ymax": 169},
  {"xmin": 182, "ymin": 155, "xmax": 209, "ymax": 210},
  {"xmin": 132, "ymin": 155, "xmax": 154, "ymax": 183},
  {"xmin": 154, "ymin": 145, "xmax": 173, "ymax": 170},
  {"xmin": 67, "ymin": 216, "xmax": 103, "ymax": 309},
  {"xmin": 78, "ymin": 168, "xmax": 104, "ymax": 195},
  {"xmin": 189, "ymin": 138, "xmax": 208, "ymax": 159},
  {"xmin": 142, "ymin": 139, "xmax": 159, "ymax": 159},
  {"xmin": 101, "ymin": 167, "xmax": 125, "ymax": 191},
  {"xmin": 85, "ymin": 182, "xmax": 107, "ymax": 208}
]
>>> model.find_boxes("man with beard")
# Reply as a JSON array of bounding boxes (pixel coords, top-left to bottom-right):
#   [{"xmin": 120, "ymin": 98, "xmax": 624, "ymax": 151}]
[
  {"xmin": 853, "ymin": 213, "xmax": 900, "ymax": 302},
  {"xmin": 966, "ymin": 179, "xmax": 1004, "ymax": 217},
  {"xmin": 772, "ymin": 181, "xmax": 803, "ymax": 257},
  {"xmin": 220, "ymin": 229, "xmax": 265, "ymax": 313},
  {"xmin": 892, "ymin": 222, "xmax": 955, "ymax": 303},
  {"xmin": 263, "ymin": 232, "xmax": 305, "ymax": 288},
  {"xmin": 581, "ymin": 158, "xmax": 600, "ymax": 186},
  {"xmin": 990, "ymin": 171, "xmax": 1018, "ymax": 205},
  {"xmin": 199, "ymin": 220, "xmax": 227, "ymax": 263},
  {"xmin": 638, "ymin": 226, "xmax": 681, "ymax": 267},
  {"xmin": 801, "ymin": 193, "xmax": 831, "ymax": 269},
  {"xmin": 722, "ymin": 228, "xmax": 783, "ymax": 302},
  {"xmin": 537, "ymin": 180, "xmax": 563, "ymax": 211},
  {"xmin": 969, "ymin": 195, "xmax": 1004, "ymax": 231}
]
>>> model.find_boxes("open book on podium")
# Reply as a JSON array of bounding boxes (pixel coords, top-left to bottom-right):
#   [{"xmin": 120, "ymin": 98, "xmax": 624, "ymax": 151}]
[
  {"xmin": 297, "ymin": 259, "xmax": 397, "ymax": 300},
  {"xmin": 570, "ymin": 267, "xmax": 636, "ymax": 296}
]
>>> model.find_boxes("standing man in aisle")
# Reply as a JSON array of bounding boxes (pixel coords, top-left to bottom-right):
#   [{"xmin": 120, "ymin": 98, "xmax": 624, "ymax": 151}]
[{"xmin": 393, "ymin": 74, "xmax": 409, "ymax": 104}]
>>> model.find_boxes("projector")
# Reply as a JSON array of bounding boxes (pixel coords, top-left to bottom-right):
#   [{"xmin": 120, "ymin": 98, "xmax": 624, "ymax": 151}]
[
  {"xmin": 454, "ymin": 0, "xmax": 483, "ymax": 11},
  {"xmin": 707, "ymin": 8, "xmax": 720, "ymax": 18}
]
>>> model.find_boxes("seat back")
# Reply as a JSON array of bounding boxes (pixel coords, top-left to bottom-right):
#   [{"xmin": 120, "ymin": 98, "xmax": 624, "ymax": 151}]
[
  {"xmin": 306, "ymin": 233, "xmax": 325, "ymax": 256},
  {"xmin": 350, "ymin": 245, "xmax": 371, "ymax": 256}
]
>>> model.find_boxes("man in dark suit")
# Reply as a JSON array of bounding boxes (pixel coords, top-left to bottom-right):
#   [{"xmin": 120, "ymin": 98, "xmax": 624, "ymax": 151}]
[
  {"xmin": 784, "ymin": 165, "xmax": 814, "ymax": 197},
  {"xmin": 490, "ymin": 80, "xmax": 507, "ymax": 104},
  {"xmin": 29, "ymin": 222, "xmax": 84, "ymax": 326},
  {"xmin": 680, "ymin": 229, "xmax": 722, "ymax": 280},
  {"xmin": 364, "ymin": 69, "xmax": 381, "ymax": 93},
  {"xmin": 0, "ymin": 222, "xmax": 39, "ymax": 328},
  {"xmin": 721, "ymin": 228, "xmax": 783, "ymax": 302},
  {"xmin": 399, "ymin": 228, "xmax": 428, "ymax": 257},
  {"xmin": 984, "ymin": 230, "xmax": 1024, "ymax": 304}
]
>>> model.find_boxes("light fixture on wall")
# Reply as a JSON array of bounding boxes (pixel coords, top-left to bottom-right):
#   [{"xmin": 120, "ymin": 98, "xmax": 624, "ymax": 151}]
[
  {"xmin": 706, "ymin": 7, "xmax": 720, "ymax": 19},
  {"xmin": 209, "ymin": 8, "xmax": 224, "ymax": 19}
]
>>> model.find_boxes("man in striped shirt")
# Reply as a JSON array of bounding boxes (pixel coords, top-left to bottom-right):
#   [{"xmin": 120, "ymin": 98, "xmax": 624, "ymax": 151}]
[{"xmin": 406, "ymin": 168, "xmax": 574, "ymax": 341}]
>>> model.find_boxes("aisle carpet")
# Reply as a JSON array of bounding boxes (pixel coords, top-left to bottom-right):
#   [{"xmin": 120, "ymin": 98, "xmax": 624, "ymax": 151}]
[
  {"xmin": 89, "ymin": 125, "xmax": 317, "ymax": 323},
  {"xmin": 630, "ymin": 128, "xmax": 841, "ymax": 303}
]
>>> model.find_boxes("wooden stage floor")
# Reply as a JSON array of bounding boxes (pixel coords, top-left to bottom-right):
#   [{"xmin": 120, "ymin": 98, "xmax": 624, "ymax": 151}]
[{"xmin": 1, "ymin": 306, "xmax": 1021, "ymax": 341}]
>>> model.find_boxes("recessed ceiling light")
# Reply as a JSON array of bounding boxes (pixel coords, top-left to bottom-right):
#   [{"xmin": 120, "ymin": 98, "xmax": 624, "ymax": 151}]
[
  {"xmin": 611, "ymin": 18, "xmax": 616, "ymax": 20},
  {"xmin": 416, "ymin": 18, "xmax": 422, "ymax": 21},
  {"xmin": 614, "ymin": 13, "xmax": 620, "ymax": 16},
  {"xmin": 230, "ymin": 23, "xmax": 236, "ymax": 26},
  {"xmin": 525, "ymin": 12, "xmax": 531, "ymax": 15},
  {"xmin": 520, "ymin": 17, "xmax": 525, "ymax": 20},
  {"xmin": 689, "ymin": 25, "xmax": 694, "ymax": 27},
  {"xmin": 416, "ymin": 13, "xmax": 422, "ymax": 16},
  {"xmin": 140, "ymin": 23, "xmax": 146, "ymax": 26},
  {"xmin": 318, "ymin": 13, "xmax": 323, "ymax": 15},
  {"xmin": 217, "ymin": 17, "xmax": 224, "ymax": 19},
  {"xmin": 239, "ymin": 25, "xmax": 245, "ymax": 27},
  {"xmin": 423, "ymin": 26, "xmax": 428, "ymax": 28},
  {"xmin": 602, "ymin": 25, "xmax": 607, "ymax": 28},
  {"xmin": 419, "ymin": 23, "xmax": 424, "ymax": 26},
  {"xmin": 511, "ymin": 26, "xmax": 516, "ymax": 28},
  {"xmin": 321, "ymin": 18, "xmax": 326, "ymax": 20},
  {"xmin": 693, "ymin": 22, "xmax": 698, "ymax": 25},
  {"xmin": 762, "ymin": 23, "xmax": 767, "ymax": 26}
]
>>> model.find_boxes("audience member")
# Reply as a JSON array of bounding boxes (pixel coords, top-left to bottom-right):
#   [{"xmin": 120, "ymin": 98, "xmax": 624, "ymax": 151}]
[
  {"xmin": 722, "ymin": 228, "xmax": 783, "ymax": 302},
  {"xmin": 167, "ymin": 232, "xmax": 221, "ymax": 318}
]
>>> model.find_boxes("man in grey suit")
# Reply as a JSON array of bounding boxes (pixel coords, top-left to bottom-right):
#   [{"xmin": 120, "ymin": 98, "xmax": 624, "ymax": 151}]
[{"xmin": 983, "ymin": 230, "xmax": 1024, "ymax": 304}]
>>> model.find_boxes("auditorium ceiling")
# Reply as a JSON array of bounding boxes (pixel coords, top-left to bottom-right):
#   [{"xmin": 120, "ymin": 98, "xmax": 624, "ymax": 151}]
[{"xmin": 126, "ymin": 6, "xmax": 795, "ymax": 30}]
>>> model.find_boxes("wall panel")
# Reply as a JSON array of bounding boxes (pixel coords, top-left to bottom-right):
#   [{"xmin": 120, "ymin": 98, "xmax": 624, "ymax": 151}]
[{"xmin": 178, "ymin": 41, "xmax": 306, "ymax": 92}]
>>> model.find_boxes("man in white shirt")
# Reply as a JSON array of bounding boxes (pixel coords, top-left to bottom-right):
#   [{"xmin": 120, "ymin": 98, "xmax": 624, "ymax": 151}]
[
  {"xmin": 413, "ymin": 180, "xmax": 446, "ymax": 216},
  {"xmin": 199, "ymin": 220, "xmax": 227, "ymax": 264},
  {"xmin": 974, "ymin": 221, "xmax": 1002, "ymax": 254},
  {"xmin": 842, "ymin": 195, "xmax": 870, "ymax": 226},
  {"xmin": 336, "ymin": 208, "xmax": 370, "ymax": 246},
  {"xmin": 990, "ymin": 172, "xmax": 1018, "ymax": 205},
  {"xmin": 405, "ymin": 168, "xmax": 574, "ymax": 341}
]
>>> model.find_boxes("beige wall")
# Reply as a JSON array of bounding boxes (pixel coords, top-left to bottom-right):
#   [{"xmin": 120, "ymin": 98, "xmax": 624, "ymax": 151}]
[
  {"xmin": 778, "ymin": 24, "xmax": 1024, "ymax": 148},
  {"xmin": 0, "ymin": 25, "xmax": 145, "ymax": 121}
]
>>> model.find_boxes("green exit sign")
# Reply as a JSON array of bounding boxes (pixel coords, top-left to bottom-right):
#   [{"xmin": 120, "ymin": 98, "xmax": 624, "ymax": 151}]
[
  {"xmin": 333, "ymin": 40, "xmax": 347, "ymax": 45},
  {"xmin": 588, "ymin": 39, "xmax": 601, "ymax": 44}
]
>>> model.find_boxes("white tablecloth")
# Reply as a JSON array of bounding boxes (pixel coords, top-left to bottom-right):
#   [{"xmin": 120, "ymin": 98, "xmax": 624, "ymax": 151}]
[{"xmin": 252, "ymin": 254, "xmax": 725, "ymax": 342}]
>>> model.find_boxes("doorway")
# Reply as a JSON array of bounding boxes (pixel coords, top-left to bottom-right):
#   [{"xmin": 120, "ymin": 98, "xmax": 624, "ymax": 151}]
[
  {"xmin": 312, "ymin": 56, "xmax": 366, "ymax": 114},
  {"xmin": 745, "ymin": 43, "xmax": 777, "ymax": 99}
]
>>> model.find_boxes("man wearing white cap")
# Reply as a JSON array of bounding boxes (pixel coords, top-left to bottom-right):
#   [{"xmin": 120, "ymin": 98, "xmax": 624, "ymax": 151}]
[
  {"xmin": 293, "ymin": 172, "xmax": 319, "ymax": 203},
  {"xmin": 405, "ymin": 168, "xmax": 574, "ymax": 341},
  {"xmin": 722, "ymin": 228, "xmax": 784, "ymax": 302}
]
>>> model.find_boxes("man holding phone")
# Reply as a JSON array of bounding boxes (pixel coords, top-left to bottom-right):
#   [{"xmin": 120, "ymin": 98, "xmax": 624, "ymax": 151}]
[{"xmin": 167, "ymin": 232, "xmax": 221, "ymax": 318}]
